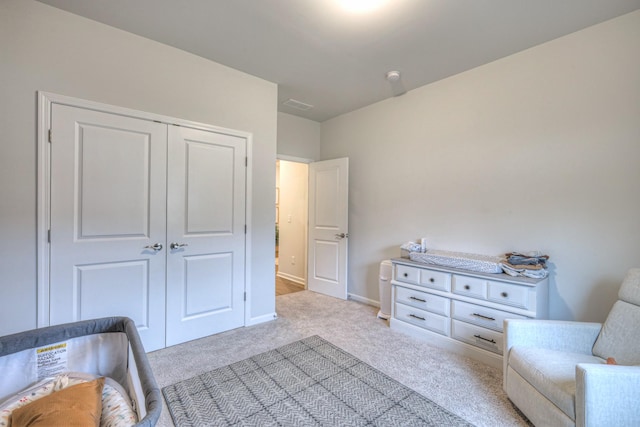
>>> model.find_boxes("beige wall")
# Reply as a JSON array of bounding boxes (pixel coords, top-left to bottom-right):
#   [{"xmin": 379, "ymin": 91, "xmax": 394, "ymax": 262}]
[
  {"xmin": 0, "ymin": 0, "xmax": 278, "ymax": 335},
  {"xmin": 277, "ymin": 113, "xmax": 321, "ymax": 161},
  {"xmin": 321, "ymin": 11, "xmax": 640, "ymax": 322}
]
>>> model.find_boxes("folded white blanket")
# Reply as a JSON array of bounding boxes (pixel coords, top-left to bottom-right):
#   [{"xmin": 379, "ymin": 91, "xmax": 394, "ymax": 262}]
[{"xmin": 410, "ymin": 250, "xmax": 503, "ymax": 274}]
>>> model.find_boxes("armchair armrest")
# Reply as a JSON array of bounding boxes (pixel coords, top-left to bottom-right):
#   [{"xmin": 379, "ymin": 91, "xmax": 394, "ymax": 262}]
[
  {"xmin": 576, "ymin": 363, "xmax": 640, "ymax": 427},
  {"xmin": 503, "ymin": 319, "xmax": 602, "ymax": 389}
]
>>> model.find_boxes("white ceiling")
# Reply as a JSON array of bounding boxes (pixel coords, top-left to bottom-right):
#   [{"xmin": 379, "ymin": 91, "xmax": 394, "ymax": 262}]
[{"xmin": 37, "ymin": 0, "xmax": 640, "ymax": 122}]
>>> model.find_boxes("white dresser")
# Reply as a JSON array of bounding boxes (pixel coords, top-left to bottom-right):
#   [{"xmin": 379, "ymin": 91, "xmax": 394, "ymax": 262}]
[{"xmin": 390, "ymin": 258, "xmax": 548, "ymax": 369}]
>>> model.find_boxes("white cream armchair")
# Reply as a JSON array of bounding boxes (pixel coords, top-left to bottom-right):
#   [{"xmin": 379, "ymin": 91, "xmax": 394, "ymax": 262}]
[{"xmin": 503, "ymin": 268, "xmax": 640, "ymax": 427}]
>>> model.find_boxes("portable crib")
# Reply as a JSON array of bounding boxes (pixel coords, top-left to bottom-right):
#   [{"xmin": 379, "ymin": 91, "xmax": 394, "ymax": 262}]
[{"xmin": 0, "ymin": 317, "xmax": 161, "ymax": 426}]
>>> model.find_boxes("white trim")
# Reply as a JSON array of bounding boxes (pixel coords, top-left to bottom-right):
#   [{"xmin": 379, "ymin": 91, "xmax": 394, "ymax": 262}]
[
  {"xmin": 37, "ymin": 91, "xmax": 253, "ymax": 330},
  {"xmin": 276, "ymin": 271, "xmax": 306, "ymax": 286},
  {"xmin": 348, "ymin": 293, "xmax": 380, "ymax": 308},
  {"xmin": 38, "ymin": 92, "xmax": 252, "ymax": 137},
  {"xmin": 36, "ymin": 94, "xmax": 52, "ymax": 327},
  {"xmin": 243, "ymin": 136, "xmax": 254, "ymax": 327},
  {"xmin": 276, "ymin": 154, "xmax": 313, "ymax": 164}
]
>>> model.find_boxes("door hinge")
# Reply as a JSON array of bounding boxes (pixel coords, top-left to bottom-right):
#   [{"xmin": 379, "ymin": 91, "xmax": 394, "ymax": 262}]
[
  {"xmin": 47, "ymin": 229, "xmax": 51, "ymax": 243},
  {"xmin": 245, "ymin": 157, "xmax": 248, "ymax": 167},
  {"xmin": 244, "ymin": 292, "xmax": 247, "ymax": 301},
  {"xmin": 48, "ymin": 129, "xmax": 52, "ymax": 143},
  {"xmin": 244, "ymin": 224, "xmax": 247, "ymax": 234}
]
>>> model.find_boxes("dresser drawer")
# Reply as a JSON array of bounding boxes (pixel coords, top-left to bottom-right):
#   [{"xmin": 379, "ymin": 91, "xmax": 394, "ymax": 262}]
[
  {"xmin": 487, "ymin": 281, "xmax": 530, "ymax": 309},
  {"xmin": 451, "ymin": 320, "xmax": 503, "ymax": 355},
  {"xmin": 395, "ymin": 264, "xmax": 420, "ymax": 285},
  {"xmin": 395, "ymin": 303, "xmax": 449, "ymax": 336},
  {"xmin": 419, "ymin": 269, "xmax": 451, "ymax": 292},
  {"xmin": 395, "ymin": 286, "xmax": 450, "ymax": 316},
  {"xmin": 451, "ymin": 300, "xmax": 526, "ymax": 332},
  {"xmin": 452, "ymin": 275, "xmax": 487, "ymax": 300}
]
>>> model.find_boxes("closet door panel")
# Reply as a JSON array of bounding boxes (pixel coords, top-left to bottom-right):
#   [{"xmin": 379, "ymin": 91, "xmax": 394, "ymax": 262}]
[
  {"xmin": 49, "ymin": 104, "xmax": 168, "ymax": 352},
  {"xmin": 183, "ymin": 253, "xmax": 233, "ymax": 314},
  {"xmin": 185, "ymin": 142, "xmax": 235, "ymax": 233},
  {"xmin": 166, "ymin": 126, "xmax": 246, "ymax": 346},
  {"xmin": 78, "ymin": 126, "xmax": 150, "ymax": 237},
  {"xmin": 74, "ymin": 260, "xmax": 150, "ymax": 322}
]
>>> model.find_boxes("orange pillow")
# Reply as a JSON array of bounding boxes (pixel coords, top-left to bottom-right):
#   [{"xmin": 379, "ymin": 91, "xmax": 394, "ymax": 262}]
[{"xmin": 11, "ymin": 377, "xmax": 105, "ymax": 427}]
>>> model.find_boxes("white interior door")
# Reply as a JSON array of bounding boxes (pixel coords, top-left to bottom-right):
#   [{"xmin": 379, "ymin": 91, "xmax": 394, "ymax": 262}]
[
  {"xmin": 165, "ymin": 126, "xmax": 246, "ymax": 346},
  {"xmin": 49, "ymin": 104, "xmax": 168, "ymax": 352},
  {"xmin": 46, "ymin": 96, "xmax": 249, "ymax": 351},
  {"xmin": 307, "ymin": 158, "xmax": 349, "ymax": 299}
]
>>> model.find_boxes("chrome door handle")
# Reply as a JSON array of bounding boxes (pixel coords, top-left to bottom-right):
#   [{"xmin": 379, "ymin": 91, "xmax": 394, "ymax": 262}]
[
  {"xmin": 144, "ymin": 243, "xmax": 163, "ymax": 252},
  {"xmin": 170, "ymin": 242, "xmax": 188, "ymax": 250},
  {"xmin": 335, "ymin": 233, "xmax": 349, "ymax": 239}
]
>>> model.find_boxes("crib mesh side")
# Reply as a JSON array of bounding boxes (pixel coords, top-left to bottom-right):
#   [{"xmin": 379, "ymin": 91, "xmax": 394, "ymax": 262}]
[{"xmin": 0, "ymin": 317, "xmax": 161, "ymax": 426}]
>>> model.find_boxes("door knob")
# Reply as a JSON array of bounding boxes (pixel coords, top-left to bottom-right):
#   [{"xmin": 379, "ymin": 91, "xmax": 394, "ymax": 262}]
[
  {"xmin": 143, "ymin": 243, "xmax": 163, "ymax": 252},
  {"xmin": 170, "ymin": 242, "xmax": 189, "ymax": 250},
  {"xmin": 335, "ymin": 233, "xmax": 349, "ymax": 239}
]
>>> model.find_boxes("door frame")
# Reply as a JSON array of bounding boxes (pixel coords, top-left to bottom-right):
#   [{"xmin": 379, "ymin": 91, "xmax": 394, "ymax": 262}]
[
  {"xmin": 275, "ymin": 156, "xmax": 312, "ymax": 289},
  {"xmin": 36, "ymin": 91, "xmax": 253, "ymax": 328},
  {"xmin": 273, "ymin": 155, "xmax": 350, "ymax": 300}
]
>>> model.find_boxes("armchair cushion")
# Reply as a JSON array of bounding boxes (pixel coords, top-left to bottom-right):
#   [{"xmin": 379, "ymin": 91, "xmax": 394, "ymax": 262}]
[
  {"xmin": 617, "ymin": 268, "xmax": 640, "ymax": 305},
  {"xmin": 592, "ymin": 269, "xmax": 640, "ymax": 365},
  {"xmin": 592, "ymin": 300, "xmax": 640, "ymax": 365},
  {"xmin": 509, "ymin": 347, "xmax": 603, "ymax": 419}
]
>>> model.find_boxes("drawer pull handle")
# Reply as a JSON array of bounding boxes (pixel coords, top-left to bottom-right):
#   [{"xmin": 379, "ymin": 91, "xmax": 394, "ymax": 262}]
[
  {"xmin": 409, "ymin": 314, "xmax": 426, "ymax": 321},
  {"xmin": 464, "ymin": 285, "xmax": 471, "ymax": 290},
  {"xmin": 429, "ymin": 277, "xmax": 435, "ymax": 283},
  {"xmin": 404, "ymin": 273, "xmax": 408, "ymax": 277},
  {"xmin": 501, "ymin": 292, "xmax": 509, "ymax": 298},
  {"xmin": 472, "ymin": 313, "xmax": 496, "ymax": 321},
  {"xmin": 409, "ymin": 296, "xmax": 426, "ymax": 303},
  {"xmin": 474, "ymin": 334, "xmax": 496, "ymax": 344}
]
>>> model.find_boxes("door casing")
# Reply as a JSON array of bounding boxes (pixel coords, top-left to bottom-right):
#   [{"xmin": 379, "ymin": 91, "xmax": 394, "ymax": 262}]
[{"xmin": 37, "ymin": 92, "xmax": 254, "ymax": 332}]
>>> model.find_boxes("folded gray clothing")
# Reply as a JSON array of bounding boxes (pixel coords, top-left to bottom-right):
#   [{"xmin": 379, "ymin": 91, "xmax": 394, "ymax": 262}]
[{"xmin": 506, "ymin": 252, "xmax": 548, "ymax": 266}]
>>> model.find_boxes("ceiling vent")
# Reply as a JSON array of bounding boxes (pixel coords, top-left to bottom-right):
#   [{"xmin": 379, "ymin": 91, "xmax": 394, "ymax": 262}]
[{"xmin": 283, "ymin": 98, "xmax": 314, "ymax": 111}]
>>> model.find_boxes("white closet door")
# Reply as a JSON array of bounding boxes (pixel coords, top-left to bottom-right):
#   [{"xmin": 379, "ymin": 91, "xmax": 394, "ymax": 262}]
[
  {"xmin": 165, "ymin": 126, "xmax": 246, "ymax": 346},
  {"xmin": 49, "ymin": 104, "xmax": 168, "ymax": 352}
]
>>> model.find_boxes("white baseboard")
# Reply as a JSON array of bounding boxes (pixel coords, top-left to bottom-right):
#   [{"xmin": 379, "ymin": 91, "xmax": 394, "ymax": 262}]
[
  {"xmin": 276, "ymin": 271, "xmax": 306, "ymax": 286},
  {"xmin": 347, "ymin": 293, "xmax": 380, "ymax": 308}
]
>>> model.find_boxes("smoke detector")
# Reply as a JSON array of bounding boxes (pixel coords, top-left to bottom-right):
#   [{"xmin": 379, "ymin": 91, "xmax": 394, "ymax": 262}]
[{"xmin": 385, "ymin": 71, "xmax": 401, "ymax": 82}]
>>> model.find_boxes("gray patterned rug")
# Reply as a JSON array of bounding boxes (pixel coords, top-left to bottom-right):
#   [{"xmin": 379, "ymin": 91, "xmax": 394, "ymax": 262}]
[{"xmin": 163, "ymin": 335, "xmax": 473, "ymax": 426}]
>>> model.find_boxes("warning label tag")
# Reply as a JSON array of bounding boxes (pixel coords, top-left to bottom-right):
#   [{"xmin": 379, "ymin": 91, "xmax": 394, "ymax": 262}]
[{"xmin": 36, "ymin": 342, "xmax": 68, "ymax": 379}]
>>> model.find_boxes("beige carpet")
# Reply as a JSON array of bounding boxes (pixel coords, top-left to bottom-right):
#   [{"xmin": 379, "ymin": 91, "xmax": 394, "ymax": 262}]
[
  {"xmin": 162, "ymin": 335, "xmax": 473, "ymax": 426},
  {"xmin": 147, "ymin": 290, "xmax": 530, "ymax": 427}
]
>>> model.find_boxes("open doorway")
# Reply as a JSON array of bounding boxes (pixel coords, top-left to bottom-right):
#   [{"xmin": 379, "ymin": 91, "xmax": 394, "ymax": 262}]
[{"xmin": 275, "ymin": 159, "xmax": 309, "ymax": 296}]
